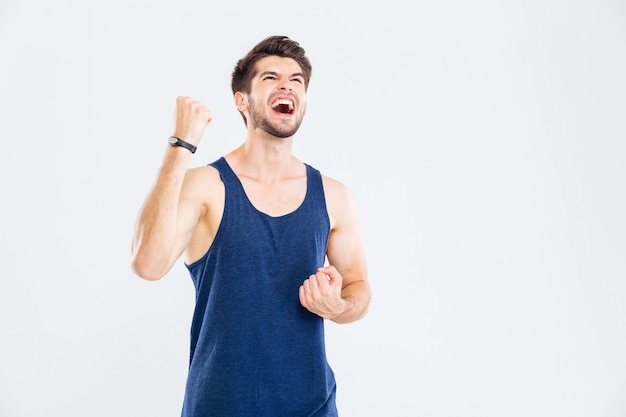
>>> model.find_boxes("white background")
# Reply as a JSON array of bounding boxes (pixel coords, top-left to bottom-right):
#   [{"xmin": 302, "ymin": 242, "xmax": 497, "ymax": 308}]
[{"xmin": 1, "ymin": 1, "xmax": 625, "ymax": 416}]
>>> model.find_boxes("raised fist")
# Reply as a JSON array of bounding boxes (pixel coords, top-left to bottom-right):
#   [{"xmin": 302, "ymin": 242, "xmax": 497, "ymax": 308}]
[{"xmin": 172, "ymin": 96, "xmax": 213, "ymax": 146}]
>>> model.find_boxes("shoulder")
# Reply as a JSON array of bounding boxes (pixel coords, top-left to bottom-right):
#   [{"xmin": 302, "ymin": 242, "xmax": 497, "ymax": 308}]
[
  {"xmin": 181, "ymin": 164, "xmax": 224, "ymax": 208},
  {"xmin": 321, "ymin": 174, "xmax": 350, "ymax": 201},
  {"xmin": 321, "ymin": 174, "xmax": 356, "ymax": 230},
  {"xmin": 182, "ymin": 164, "xmax": 222, "ymax": 191},
  {"xmin": 185, "ymin": 163, "xmax": 221, "ymax": 183}
]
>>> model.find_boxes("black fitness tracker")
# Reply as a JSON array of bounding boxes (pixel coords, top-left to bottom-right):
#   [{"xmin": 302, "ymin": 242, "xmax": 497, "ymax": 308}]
[{"xmin": 168, "ymin": 136, "xmax": 197, "ymax": 154}]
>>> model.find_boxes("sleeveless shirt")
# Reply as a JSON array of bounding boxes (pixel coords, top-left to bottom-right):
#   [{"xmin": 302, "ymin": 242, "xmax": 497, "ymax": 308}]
[{"xmin": 181, "ymin": 157, "xmax": 338, "ymax": 417}]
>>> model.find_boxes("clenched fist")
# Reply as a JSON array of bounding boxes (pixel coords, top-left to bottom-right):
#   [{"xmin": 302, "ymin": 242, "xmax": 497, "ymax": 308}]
[
  {"xmin": 172, "ymin": 96, "xmax": 213, "ymax": 147},
  {"xmin": 299, "ymin": 265, "xmax": 348, "ymax": 320}
]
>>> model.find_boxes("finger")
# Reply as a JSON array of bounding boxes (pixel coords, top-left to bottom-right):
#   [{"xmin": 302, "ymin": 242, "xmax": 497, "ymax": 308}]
[
  {"xmin": 318, "ymin": 266, "xmax": 341, "ymax": 285},
  {"xmin": 299, "ymin": 285, "xmax": 307, "ymax": 308},
  {"xmin": 314, "ymin": 271, "xmax": 331, "ymax": 288},
  {"xmin": 318, "ymin": 265, "xmax": 337, "ymax": 277},
  {"xmin": 306, "ymin": 273, "xmax": 330, "ymax": 299},
  {"xmin": 306, "ymin": 275, "xmax": 326, "ymax": 303},
  {"xmin": 300, "ymin": 278, "xmax": 312, "ymax": 299},
  {"xmin": 305, "ymin": 274, "xmax": 319, "ymax": 291}
]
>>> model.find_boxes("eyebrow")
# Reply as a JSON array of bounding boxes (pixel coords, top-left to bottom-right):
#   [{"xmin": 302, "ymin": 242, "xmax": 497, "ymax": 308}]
[{"xmin": 259, "ymin": 71, "xmax": 305, "ymax": 80}]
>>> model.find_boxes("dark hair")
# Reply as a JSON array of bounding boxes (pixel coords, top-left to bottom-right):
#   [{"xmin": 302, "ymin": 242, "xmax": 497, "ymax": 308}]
[{"xmin": 231, "ymin": 35, "xmax": 313, "ymax": 124}]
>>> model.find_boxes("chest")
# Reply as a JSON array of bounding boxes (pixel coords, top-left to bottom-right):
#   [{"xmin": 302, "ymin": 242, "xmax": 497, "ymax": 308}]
[{"xmin": 239, "ymin": 175, "xmax": 307, "ymax": 217}]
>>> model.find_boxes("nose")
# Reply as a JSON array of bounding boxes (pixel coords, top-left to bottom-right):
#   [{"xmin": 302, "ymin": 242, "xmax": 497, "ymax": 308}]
[{"xmin": 277, "ymin": 75, "xmax": 292, "ymax": 91}]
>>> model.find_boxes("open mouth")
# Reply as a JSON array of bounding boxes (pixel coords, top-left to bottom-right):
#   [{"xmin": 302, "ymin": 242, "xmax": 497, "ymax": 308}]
[{"xmin": 271, "ymin": 98, "xmax": 295, "ymax": 115}]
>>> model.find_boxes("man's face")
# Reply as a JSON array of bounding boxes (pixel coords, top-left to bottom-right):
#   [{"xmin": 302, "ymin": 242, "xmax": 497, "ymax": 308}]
[{"xmin": 246, "ymin": 56, "xmax": 307, "ymax": 138}]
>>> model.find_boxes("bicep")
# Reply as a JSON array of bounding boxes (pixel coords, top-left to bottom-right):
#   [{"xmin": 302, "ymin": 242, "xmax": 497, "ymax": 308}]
[
  {"xmin": 167, "ymin": 170, "xmax": 210, "ymax": 267},
  {"xmin": 325, "ymin": 181, "xmax": 368, "ymax": 287},
  {"xmin": 168, "ymin": 198, "xmax": 201, "ymax": 264},
  {"xmin": 327, "ymin": 228, "xmax": 367, "ymax": 289}
]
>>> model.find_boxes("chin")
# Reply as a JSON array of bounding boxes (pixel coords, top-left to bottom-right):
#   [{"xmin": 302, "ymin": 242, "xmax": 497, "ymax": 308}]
[{"xmin": 265, "ymin": 122, "xmax": 302, "ymax": 138}]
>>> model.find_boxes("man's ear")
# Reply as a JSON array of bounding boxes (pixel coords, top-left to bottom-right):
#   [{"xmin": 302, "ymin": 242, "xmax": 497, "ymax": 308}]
[{"xmin": 234, "ymin": 91, "xmax": 247, "ymax": 112}]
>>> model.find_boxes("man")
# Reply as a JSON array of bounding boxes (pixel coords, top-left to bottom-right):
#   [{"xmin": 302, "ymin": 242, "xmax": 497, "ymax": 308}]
[{"xmin": 131, "ymin": 35, "xmax": 371, "ymax": 417}]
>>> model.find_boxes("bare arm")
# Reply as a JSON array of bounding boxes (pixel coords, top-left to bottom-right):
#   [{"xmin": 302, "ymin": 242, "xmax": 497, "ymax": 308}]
[
  {"xmin": 299, "ymin": 177, "xmax": 371, "ymax": 323},
  {"xmin": 131, "ymin": 97, "xmax": 212, "ymax": 280}
]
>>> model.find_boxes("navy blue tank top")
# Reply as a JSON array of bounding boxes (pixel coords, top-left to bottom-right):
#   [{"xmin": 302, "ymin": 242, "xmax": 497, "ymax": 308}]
[{"xmin": 181, "ymin": 157, "xmax": 337, "ymax": 417}]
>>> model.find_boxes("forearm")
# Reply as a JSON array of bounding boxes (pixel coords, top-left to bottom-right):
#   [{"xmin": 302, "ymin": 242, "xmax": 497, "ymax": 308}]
[
  {"xmin": 331, "ymin": 280, "xmax": 371, "ymax": 324},
  {"xmin": 131, "ymin": 146, "xmax": 191, "ymax": 280}
]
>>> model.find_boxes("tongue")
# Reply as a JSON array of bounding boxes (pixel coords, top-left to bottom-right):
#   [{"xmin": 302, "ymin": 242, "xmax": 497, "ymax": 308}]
[{"xmin": 275, "ymin": 104, "xmax": 291, "ymax": 114}]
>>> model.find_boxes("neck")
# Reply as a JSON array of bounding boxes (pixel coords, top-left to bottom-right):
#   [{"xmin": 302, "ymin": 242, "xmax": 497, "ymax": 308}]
[{"xmin": 226, "ymin": 130, "xmax": 300, "ymax": 181}]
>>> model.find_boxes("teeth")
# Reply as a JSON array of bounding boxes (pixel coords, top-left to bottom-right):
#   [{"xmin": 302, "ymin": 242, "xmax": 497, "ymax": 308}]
[{"xmin": 272, "ymin": 99, "xmax": 294, "ymax": 111}]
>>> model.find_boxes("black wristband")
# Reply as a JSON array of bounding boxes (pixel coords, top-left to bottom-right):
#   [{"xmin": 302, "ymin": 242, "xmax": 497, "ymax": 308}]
[{"xmin": 168, "ymin": 136, "xmax": 197, "ymax": 154}]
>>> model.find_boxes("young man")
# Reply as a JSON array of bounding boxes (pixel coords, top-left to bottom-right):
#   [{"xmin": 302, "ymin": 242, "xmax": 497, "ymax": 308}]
[{"xmin": 131, "ymin": 35, "xmax": 370, "ymax": 417}]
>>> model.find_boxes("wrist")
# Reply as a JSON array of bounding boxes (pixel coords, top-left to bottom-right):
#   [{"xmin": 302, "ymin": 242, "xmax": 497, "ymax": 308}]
[{"xmin": 168, "ymin": 136, "xmax": 197, "ymax": 154}]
